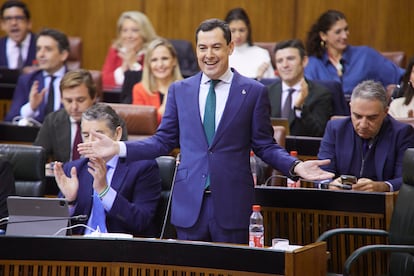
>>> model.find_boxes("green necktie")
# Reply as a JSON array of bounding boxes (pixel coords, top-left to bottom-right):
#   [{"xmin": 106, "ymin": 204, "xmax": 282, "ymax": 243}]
[
  {"xmin": 203, "ymin": 79, "xmax": 220, "ymax": 145},
  {"xmin": 203, "ymin": 79, "xmax": 219, "ymax": 189}
]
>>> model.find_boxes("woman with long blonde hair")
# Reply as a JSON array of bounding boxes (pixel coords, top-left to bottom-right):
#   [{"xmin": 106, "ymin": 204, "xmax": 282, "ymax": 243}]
[{"xmin": 132, "ymin": 38, "xmax": 183, "ymax": 123}]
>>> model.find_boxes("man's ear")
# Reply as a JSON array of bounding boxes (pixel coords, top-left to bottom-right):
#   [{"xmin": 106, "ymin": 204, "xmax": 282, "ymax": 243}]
[{"xmin": 115, "ymin": 126, "xmax": 123, "ymax": 141}]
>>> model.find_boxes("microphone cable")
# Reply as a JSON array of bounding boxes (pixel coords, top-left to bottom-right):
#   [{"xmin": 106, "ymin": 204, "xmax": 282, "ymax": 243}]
[{"xmin": 0, "ymin": 214, "xmax": 88, "ymax": 227}]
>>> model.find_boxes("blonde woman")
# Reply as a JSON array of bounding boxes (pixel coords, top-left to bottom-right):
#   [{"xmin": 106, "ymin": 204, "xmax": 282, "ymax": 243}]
[
  {"xmin": 132, "ymin": 38, "xmax": 183, "ymax": 123},
  {"xmin": 101, "ymin": 11, "xmax": 157, "ymax": 88}
]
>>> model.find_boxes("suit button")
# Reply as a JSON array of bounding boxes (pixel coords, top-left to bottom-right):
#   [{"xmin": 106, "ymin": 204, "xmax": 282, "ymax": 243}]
[{"xmin": 202, "ymin": 174, "xmax": 206, "ymax": 178}]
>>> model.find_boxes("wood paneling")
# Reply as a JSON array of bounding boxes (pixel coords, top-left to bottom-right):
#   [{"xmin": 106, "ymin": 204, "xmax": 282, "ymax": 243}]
[{"xmin": 1, "ymin": 0, "xmax": 413, "ymax": 72}]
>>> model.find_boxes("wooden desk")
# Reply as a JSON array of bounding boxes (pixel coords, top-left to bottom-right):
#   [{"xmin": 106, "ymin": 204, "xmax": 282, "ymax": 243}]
[
  {"xmin": 255, "ymin": 186, "xmax": 397, "ymax": 275},
  {"xmin": 0, "ymin": 236, "xmax": 326, "ymax": 276}
]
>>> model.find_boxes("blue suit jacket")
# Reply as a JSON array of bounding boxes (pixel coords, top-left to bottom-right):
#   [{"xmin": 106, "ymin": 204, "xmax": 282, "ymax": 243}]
[
  {"xmin": 123, "ymin": 70, "xmax": 296, "ymax": 230},
  {"xmin": 318, "ymin": 115, "xmax": 414, "ymax": 190},
  {"xmin": 5, "ymin": 69, "xmax": 66, "ymax": 122},
  {"xmin": 0, "ymin": 33, "xmax": 37, "ymax": 67},
  {"xmin": 62, "ymin": 157, "xmax": 162, "ymax": 236}
]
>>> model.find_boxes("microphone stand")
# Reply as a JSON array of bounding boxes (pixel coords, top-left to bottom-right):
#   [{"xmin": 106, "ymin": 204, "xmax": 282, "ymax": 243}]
[{"xmin": 159, "ymin": 154, "xmax": 180, "ymax": 239}]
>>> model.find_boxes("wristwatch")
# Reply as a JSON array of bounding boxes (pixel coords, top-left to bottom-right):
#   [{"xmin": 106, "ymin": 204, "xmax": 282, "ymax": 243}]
[{"xmin": 289, "ymin": 160, "xmax": 302, "ymax": 180}]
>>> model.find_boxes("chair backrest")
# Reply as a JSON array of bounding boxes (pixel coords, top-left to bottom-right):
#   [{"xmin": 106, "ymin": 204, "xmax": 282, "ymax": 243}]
[
  {"xmin": 254, "ymin": 42, "xmax": 277, "ymax": 69},
  {"xmin": 154, "ymin": 156, "xmax": 177, "ymax": 239},
  {"xmin": 0, "ymin": 144, "xmax": 46, "ymax": 197},
  {"xmin": 107, "ymin": 103, "xmax": 158, "ymax": 140},
  {"xmin": 67, "ymin": 36, "xmax": 82, "ymax": 71},
  {"xmin": 169, "ymin": 39, "xmax": 199, "ymax": 78},
  {"xmin": 89, "ymin": 69, "xmax": 102, "ymax": 101},
  {"xmin": 387, "ymin": 148, "xmax": 414, "ymax": 274},
  {"xmin": 255, "ymin": 126, "xmax": 286, "ymax": 186},
  {"xmin": 381, "ymin": 51, "xmax": 406, "ymax": 68}
]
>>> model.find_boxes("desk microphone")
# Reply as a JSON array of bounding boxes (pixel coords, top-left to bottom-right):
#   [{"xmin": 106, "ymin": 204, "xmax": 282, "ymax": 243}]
[
  {"xmin": 0, "ymin": 214, "xmax": 88, "ymax": 227},
  {"xmin": 159, "ymin": 153, "xmax": 180, "ymax": 239}
]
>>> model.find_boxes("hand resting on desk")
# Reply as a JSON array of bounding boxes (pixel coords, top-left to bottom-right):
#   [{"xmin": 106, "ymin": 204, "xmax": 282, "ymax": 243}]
[{"xmin": 329, "ymin": 176, "xmax": 390, "ymax": 192}]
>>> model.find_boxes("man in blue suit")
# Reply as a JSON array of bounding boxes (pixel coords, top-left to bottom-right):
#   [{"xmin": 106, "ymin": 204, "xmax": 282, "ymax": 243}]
[
  {"xmin": 78, "ymin": 19, "xmax": 333, "ymax": 244},
  {"xmin": 318, "ymin": 80, "xmax": 414, "ymax": 192},
  {"xmin": 5, "ymin": 28, "xmax": 69, "ymax": 123},
  {"xmin": 53, "ymin": 103, "xmax": 161, "ymax": 236},
  {"xmin": 0, "ymin": 1, "xmax": 36, "ymax": 68}
]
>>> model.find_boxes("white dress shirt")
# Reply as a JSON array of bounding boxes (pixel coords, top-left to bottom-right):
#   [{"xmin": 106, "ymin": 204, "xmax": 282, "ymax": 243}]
[{"xmin": 5, "ymin": 33, "xmax": 32, "ymax": 69}]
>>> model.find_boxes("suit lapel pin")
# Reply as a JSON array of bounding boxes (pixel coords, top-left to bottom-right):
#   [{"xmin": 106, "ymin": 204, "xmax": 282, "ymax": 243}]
[{"xmin": 242, "ymin": 89, "xmax": 246, "ymax": 95}]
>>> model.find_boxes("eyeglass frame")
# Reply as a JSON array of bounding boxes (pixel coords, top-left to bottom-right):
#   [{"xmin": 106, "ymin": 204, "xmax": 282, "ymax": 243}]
[{"xmin": 1, "ymin": 15, "xmax": 27, "ymax": 23}]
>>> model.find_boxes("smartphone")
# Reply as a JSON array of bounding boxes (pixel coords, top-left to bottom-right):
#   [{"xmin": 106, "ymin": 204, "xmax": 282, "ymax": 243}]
[{"xmin": 340, "ymin": 175, "xmax": 357, "ymax": 190}]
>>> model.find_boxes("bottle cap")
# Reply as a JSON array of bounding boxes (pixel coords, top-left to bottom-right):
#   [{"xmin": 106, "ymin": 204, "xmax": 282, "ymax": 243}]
[
  {"xmin": 290, "ymin": 150, "xmax": 298, "ymax": 157},
  {"xmin": 252, "ymin": 205, "xmax": 261, "ymax": 212}
]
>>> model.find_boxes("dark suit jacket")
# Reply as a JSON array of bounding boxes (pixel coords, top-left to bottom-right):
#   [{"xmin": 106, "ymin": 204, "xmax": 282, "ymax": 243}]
[
  {"xmin": 5, "ymin": 69, "xmax": 62, "ymax": 123},
  {"xmin": 34, "ymin": 109, "xmax": 129, "ymax": 162},
  {"xmin": 268, "ymin": 79, "xmax": 332, "ymax": 137},
  {"xmin": 318, "ymin": 115, "xmax": 414, "ymax": 190},
  {"xmin": 34, "ymin": 109, "xmax": 71, "ymax": 162},
  {"xmin": 0, "ymin": 158, "xmax": 15, "ymax": 229},
  {"xmin": 63, "ymin": 157, "xmax": 162, "ymax": 236},
  {"xmin": 122, "ymin": 70, "xmax": 296, "ymax": 230},
  {"xmin": 0, "ymin": 33, "xmax": 37, "ymax": 68}
]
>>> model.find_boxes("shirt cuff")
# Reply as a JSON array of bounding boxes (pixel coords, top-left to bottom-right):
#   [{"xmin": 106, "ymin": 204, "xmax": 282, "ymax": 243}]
[
  {"xmin": 101, "ymin": 187, "xmax": 116, "ymax": 210},
  {"xmin": 294, "ymin": 107, "xmax": 302, "ymax": 118},
  {"xmin": 385, "ymin": 181, "xmax": 393, "ymax": 192},
  {"xmin": 20, "ymin": 102, "xmax": 38, "ymax": 118},
  {"xmin": 118, "ymin": 141, "xmax": 127, "ymax": 157}
]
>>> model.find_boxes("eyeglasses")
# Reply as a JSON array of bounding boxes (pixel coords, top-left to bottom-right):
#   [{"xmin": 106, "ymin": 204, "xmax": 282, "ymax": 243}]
[{"xmin": 2, "ymin": 15, "xmax": 27, "ymax": 23}]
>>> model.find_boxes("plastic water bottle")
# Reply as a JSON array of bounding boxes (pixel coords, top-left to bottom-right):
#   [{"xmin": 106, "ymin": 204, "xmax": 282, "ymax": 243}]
[
  {"xmin": 249, "ymin": 205, "xmax": 264, "ymax": 248},
  {"xmin": 250, "ymin": 151, "xmax": 257, "ymax": 186}
]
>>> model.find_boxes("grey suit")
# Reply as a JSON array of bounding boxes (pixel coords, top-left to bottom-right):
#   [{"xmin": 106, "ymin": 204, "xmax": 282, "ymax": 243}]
[
  {"xmin": 268, "ymin": 79, "xmax": 333, "ymax": 137},
  {"xmin": 34, "ymin": 109, "xmax": 72, "ymax": 162}
]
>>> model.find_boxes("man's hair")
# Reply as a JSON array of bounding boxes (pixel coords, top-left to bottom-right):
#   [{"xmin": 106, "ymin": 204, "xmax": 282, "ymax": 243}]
[
  {"xmin": 274, "ymin": 39, "xmax": 307, "ymax": 60},
  {"xmin": 60, "ymin": 69, "xmax": 97, "ymax": 99},
  {"xmin": 37, "ymin": 28, "xmax": 70, "ymax": 53},
  {"xmin": 1, "ymin": 1, "xmax": 30, "ymax": 20},
  {"xmin": 195, "ymin": 18, "xmax": 231, "ymax": 44},
  {"xmin": 82, "ymin": 103, "xmax": 122, "ymax": 134},
  {"xmin": 351, "ymin": 80, "xmax": 388, "ymax": 109}
]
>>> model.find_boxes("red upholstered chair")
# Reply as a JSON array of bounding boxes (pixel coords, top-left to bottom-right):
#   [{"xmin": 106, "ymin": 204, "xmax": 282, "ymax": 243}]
[
  {"xmin": 381, "ymin": 51, "xmax": 406, "ymax": 68},
  {"xmin": 67, "ymin": 37, "xmax": 82, "ymax": 71},
  {"xmin": 88, "ymin": 70, "xmax": 102, "ymax": 101},
  {"xmin": 108, "ymin": 103, "xmax": 158, "ymax": 141}
]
